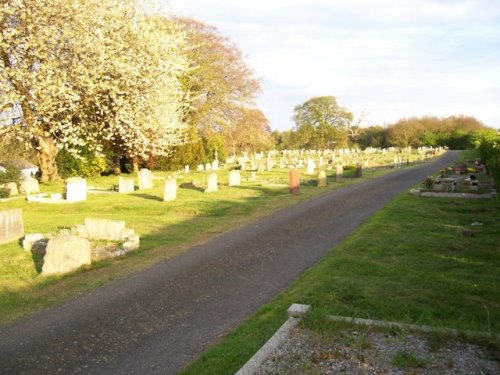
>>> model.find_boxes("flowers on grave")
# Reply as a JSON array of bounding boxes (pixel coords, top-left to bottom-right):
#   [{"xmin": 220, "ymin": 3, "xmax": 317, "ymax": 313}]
[{"xmin": 423, "ymin": 176, "xmax": 433, "ymax": 189}]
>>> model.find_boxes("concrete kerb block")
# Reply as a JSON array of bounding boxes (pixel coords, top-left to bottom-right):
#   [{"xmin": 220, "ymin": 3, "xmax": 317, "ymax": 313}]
[{"xmin": 235, "ymin": 304, "xmax": 311, "ymax": 375}]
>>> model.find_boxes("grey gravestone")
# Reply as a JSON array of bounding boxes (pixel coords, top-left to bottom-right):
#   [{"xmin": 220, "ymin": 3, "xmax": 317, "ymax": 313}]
[
  {"xmin": 138, "ymin": 168, "xmax": 153, "ymax": 190},
  {"xmin": 336, "ymin": 165, "xmax": 344, "ymax": 182},
  {"xmin": 0, "ymin": 208, "xmax": 24, "ymax": 244},
  {"xmin": 317, "ymin": 170, "xmax": 327, "ymax": 187},
  {"xmin": 163, "ymin": 178, "xmax": 177, "ymax": 202},
  {"xmin": 66, "ymin": 177, "xmax": 87, "ymax": 202},
  {"xmin": 82, "ymin": 218, "xmax": 126, "ymax": 241},
  {"xmin": 42, "ymin": 234, "xmax": 91, "ymax": 275}
]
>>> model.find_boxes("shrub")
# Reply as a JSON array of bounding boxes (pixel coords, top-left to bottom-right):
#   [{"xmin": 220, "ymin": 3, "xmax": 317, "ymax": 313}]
[
  {"xmin": 0, "ymin": 165, "xmax": 21, "ymax": 184},
  {"xmin": 56, "ymin": 149, "xmax": 107, "ymax": 178},
  {"xmin": 0, "ymin": 186, "xmax": 10, "ymax": 198}
]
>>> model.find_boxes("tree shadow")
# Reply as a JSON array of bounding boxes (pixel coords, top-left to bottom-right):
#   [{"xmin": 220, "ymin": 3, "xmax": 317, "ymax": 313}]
[
  {"xmin": 133, "ymin": 193, "xmax": 164, "ymax": 202},
  {"xmin": 32, "ymin": 252, "xmax": 44, "ymax": 274}
]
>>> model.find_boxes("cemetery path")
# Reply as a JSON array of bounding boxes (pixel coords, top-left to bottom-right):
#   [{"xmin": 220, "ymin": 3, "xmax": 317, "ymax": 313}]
[{"xmin": 0, "ymin": 151, "xmax": 459, "ymax": 375}]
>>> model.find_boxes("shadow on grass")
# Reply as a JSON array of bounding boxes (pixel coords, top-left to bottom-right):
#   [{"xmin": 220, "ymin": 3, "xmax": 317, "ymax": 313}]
[{"xmin": 133, "ymin": 193, "xmax": 164, "ymax": 202}]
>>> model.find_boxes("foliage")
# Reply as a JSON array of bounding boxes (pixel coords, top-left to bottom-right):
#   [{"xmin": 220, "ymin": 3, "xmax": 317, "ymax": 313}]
[
  {"xmin": 174, "ymin": 17, "xmax": 265, "ymax": 154},
  {"xmin": 357, "ymin": 126, "xmax": 389, "ymax": 149},
  {"xmin": 475, "ymin": 130, "xmax": 500, "ymax": 184},
  {"xmin": 1, "ymin": 1, "xmax": 189, "ymax": 181},
  {"xmin": 0, "ymin": 187, "xmax": 9, "ymax": 198},
  {"xmin": 293, "ymin": 96, "xmax": 353, "ymax": 149},
  {"xmin": 226, "ymin": 108, "xmax": 274, "ymax": 154},
  {"xmin": 0, "ymin": 164, "xmax": 21, "ymax": 184},
  {"xmin": 55, "ymin": 149, "xmax": 107, "ymax": 178}
]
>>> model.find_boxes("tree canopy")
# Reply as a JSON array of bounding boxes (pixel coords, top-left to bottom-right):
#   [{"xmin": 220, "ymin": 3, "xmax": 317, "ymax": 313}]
[{"xmin": 292, "ymin": 96, "xmax": 353, "ymax": 149}]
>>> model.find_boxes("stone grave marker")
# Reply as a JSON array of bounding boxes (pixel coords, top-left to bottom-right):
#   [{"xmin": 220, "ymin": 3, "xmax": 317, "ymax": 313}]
[
  {"xmin": 119, "ymin": 177, "xmax": 135, "ymax": 193},
  {"xmin": 42, "ymin": 234, "xmax": 91, "ymax": 275},
  {"xmin": 0, "ymin": 208, "xmax": 24, "ymax": 244},
  {"xmin": 163, "ymin": 178, "xmax": 177, "ymax": 202},
  {"xmin": 138, "ymin": 168, "xmax": 153, "ymax": 190},
  {"xmin": 205, "ymin": 163, "xmax": 212, "ymax": 171},
  {"xmin": 289, "ymin": 170, "xmax": 300, "ymax": 194},
  {"xmin": 356, "ymin": 162, "xmax": 363, "ymax": 178},
  {"xmin": 81, "ymin": 218, "xmax": 126, "ymax": 241},
  {"xmin": 66, "ymin": 177, "xmax": 87, "ymax": 202},
  {"xmin": 184, "ymin": 165, "xmax": 190, "ymax": 173},
  {"xmin": 211, "ymin": 160, "xmax": 219, "ymax": 171},
  {"xmin": 336, "ymin": 165, "xmax": 344, "ymax": 182},
  {"xmin": 205, "ymin": 172, "xmax": 218, "ymax": 193},
  {"xmin": 20, "ymin": 177, "xmax": 40, "ymax": 195},
  {"xmin": 1, "ymin": 182, "xmax": 19, "ymax": 196},
  {"xmin": 317, "ymin": 170, "xmax": 327, "ymax": 187},
  {"xmin": 228, "ymin": 170, "xmax": 241, "ymax": 186},
  {"xmin": 197, "ymin": 164, "xmax": 204, "ymax": 172},
  {"xmin": 306, "ymin": 158, "xmax": 316, "ymax": 175}
]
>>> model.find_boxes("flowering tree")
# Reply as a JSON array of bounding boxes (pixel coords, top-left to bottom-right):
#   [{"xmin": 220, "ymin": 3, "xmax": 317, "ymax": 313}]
[{"xmin": 1, "ymin": 0, "xmax": 189, "ymax": 181}]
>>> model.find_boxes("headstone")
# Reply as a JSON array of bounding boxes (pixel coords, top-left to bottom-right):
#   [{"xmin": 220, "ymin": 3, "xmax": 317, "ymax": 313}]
[
  {"xmin": 66, "ymin": 177, "xmax": 87, "ymax": 202},
  {"xmin": 118, "ymin": 177, "xmax": 135, "ymax": 193},
  {"xmin": 266, "ymin": 155, "xmax": 273, "ymax": 171},
  {"xmin": 205, "ymin": 163, "xmax": 212, "ymax": 171},
  {"xmin": 306, "ymin": 158, "xmax": 316, "ymax": 175},
  {"xmin": 138, "ymin": 168, "xmax": 153, "ymax": 190},
  {"xmin": 317, "ymin": 170, "xmax": 327, "ymax": 187},
  {"xmin": 336, "ymin": 165, "xmax": 343, "ymax": 182},
  {"xmin": 197, "ymin": 164, "xmax": 204, "ymax": 172},
  {"xmin": 250, "ymin": 171, "xmax": 257, "ymax": 181},
  {"xmin": 211, "ymin": 160, "xmax": 219, "ymax": 171},
  {"xmin": 163, "ymin": 178, "xmax": 177, "ymax": 202},
  {"xmin": 1, "ymin": 182, "xmax": 18, "ymax": 196},
  {"xmin": 184, "ymin": 165, "xmax": 190, "ymax": 173},
  {"xmin": 81, "ymin": 218, "xmax": 126, "ymax": 241},
  {"xmin": 205, "ymin": 172, "xmax": 218, "ymax": 193},
  {"xmin": 355, "ymin": 163, "xmax": 363, "ymax": 178},
  {"xmin": 20, "ymin": 177, "xmax": 40, "ymax": 195},
  {"xmin": 0, "ymin": 208, "xmax": 24, "ymax": 244},
  {"xmin": 289, "ymin": 170, "xmax": 300, "ymax": 194},
  {"xmin": 228, "ymin": 170, "xmax": 241, "ymax": 187},
  {"xmin": 42, "ymin": 234, "xmax": 91, "ymax": 275},
  {"xmin": 393, "ymin": 156, "xmax": 398, "ymax": 168}
]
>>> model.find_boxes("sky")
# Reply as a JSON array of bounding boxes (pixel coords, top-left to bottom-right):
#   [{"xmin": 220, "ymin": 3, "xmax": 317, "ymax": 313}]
[{"xmin": 168, "ymin": 0, "xmax": 500, "ymax": 131}]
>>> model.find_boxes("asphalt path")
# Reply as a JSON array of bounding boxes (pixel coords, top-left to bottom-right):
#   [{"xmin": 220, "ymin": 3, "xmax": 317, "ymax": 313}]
[{"xmin": 0, "ymin": 151, "xmax": 459, "ymax": 374}]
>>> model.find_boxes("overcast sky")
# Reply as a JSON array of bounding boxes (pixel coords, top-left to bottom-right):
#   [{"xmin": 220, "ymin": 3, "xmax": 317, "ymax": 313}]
[{"xmin": 169, "ymin": 0, "xmax": 500, "ymax": 131}]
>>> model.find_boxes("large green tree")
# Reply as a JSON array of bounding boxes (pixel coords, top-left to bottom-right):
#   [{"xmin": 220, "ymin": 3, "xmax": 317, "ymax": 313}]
[{"xmin": 292, "ymin": 96, "xmax": 352, "ymax": 149}]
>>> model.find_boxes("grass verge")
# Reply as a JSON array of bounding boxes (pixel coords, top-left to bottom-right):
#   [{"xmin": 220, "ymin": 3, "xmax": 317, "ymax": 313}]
[{"xmin": 180, "ymin": 176, "xmax": 500, "ymax": 374}]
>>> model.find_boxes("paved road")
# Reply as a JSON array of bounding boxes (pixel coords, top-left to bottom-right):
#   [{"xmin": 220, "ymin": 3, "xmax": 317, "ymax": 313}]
[{"xmin": 0, "ymin": 151, "xmax": 458, "ymax": 374}]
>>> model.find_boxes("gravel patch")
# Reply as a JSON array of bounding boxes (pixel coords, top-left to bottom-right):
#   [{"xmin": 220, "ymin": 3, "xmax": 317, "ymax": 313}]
[{"xmin": 256, "ymin": 326, "xmax": 499, "ymax": 374}]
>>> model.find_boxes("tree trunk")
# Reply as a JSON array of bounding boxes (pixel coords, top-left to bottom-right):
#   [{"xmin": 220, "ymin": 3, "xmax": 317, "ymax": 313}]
[
  {"xmin": 36, "ymin": 137, "xmax": 60, "ymax": 182},
  {"xmin": 113, "ymin": 154, "xmax": 121, "ymax": 175}
]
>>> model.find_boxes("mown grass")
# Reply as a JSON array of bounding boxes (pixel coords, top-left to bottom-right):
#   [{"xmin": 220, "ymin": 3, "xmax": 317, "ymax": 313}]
[
  {"xmin": 0, "ymin": 162, "xmax": 403, "ymax": 326},
  {"xmin": 180, "ymin": 176, "xmax": 500, "ymax": 374}
]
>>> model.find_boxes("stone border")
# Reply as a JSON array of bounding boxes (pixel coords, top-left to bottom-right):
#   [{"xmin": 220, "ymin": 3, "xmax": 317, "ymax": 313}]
[
  {"xmin": 327, "ymin": 315, "xmax": 499, "ymax": 341},
  {"xmin": 235, "ymin": 304, "xmax": 311, "ymax": 375},
  {"xmin": 411, "ymin": 189, "xmax": 496, "ymax": 199}
]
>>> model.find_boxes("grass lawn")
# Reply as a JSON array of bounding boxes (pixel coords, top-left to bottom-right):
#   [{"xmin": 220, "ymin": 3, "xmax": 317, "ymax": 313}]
[
  {"xmin": 180, "ymin": 172, "xmax": 500, "ymax": 374},
  {"xmin": 0, "ymin": 160, "xmax": 407, "ymax": 326}
]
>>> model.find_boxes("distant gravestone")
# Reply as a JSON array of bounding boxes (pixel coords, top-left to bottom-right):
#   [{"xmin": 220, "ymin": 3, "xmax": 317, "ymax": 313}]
[
  {"xmin": 1, "ymin": 182, "xmax": 19, "ymax": 196},
  {"xmin": 118, "ymin": 177, "xmax": 135, "ymax": 193},
  {"xmin": 205, "ymin": 163, "xmax": 212, "ymax": 171},
  {"xmin": 356, "ymin": 163, "xmax": 363, "ymax": 178},
  {"xmin": 306, "ymin": 158, "xmax": 316, "ymax": 175},
  {"xmin": 0, "ymin": 208, "xmax": 24, "ymax": 244},
  {"xmin": 66, "ymin": 177, "xmax": 87, "ymax": 202},
  {"xmin": 266, "ymin": 155, "xmax": 273, "ymax": 171},
  {"xmin": 289, "ymin": 170, "xmax": 300, "ymax": 194},
  {"xmin": 42, "ymin": 234, "xmax": 91, "ymax": 275},
  {"xmin": 336, "ymin": 165, "xmax": 344, "ymax": 182},
  {"xmin": 211, "ymin": 160, "xmax": 219, "ymax": 171},
  {"xmin": 228, "ymin": 170, "xmax": 241, "ymax": 187},
  {"xmin": 81, "ymin": 218, "xmax": 126, "ymax": 241},
  {"xmin": 197, "ymin": 164, "xmax": 204, "ymax": 172},
  {"xmin": 20, "ymin": 177, "xmax": 40, "ymax": 195},
  {"xmin": 205, "ymin": 172, "xmax": 218, "ymax": 193},
  {"xmin": 138, "ymin": 168, "xmax": 153, "ymax": 190},
  {"xmin": 393, "ymin": 156, "xmax": 399, "ymax": 168},
  {"xmin": 184, "ymin": 165, "xmax": 190, "ymax": 173},
  {"xmin": 317, "ymin": 170, "xmax": 327, "ymax": 187},
  {"xmin": 163, "ymin": 178, "xmax": 177, "ymax": 202}
]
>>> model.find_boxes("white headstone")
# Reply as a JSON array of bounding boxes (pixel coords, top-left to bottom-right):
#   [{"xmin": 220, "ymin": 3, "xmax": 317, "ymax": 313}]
[
  {"xmin": 184, "ymin": 165, "xmax": 190, "ymax": 173},
  {"xmin": 119, "ymin": 177, "xmax": 135, "ymax": 193},
  {"xmin": 163, "ymin": 178, "xmax": 177, "ymax": 202},
  {"xmin": 66, "ymin": 177, "xmax": 87, "ymax": 202},
  {"xmin": 197, "ymin": 164, "xmax": 204, "ymax": 172},
  {"xmin": 211, "ymin": 160, "xmax": 219, "ymax": 171},
  {"xmin": 82, "ymin": 218, "xmax": 126, "ymax": 241},
  {"xmin": 20, "ymin": 177, "xmax": 40, "ymax": 195},
  {"xmin": 138, "ymin": 168, "xmax": 153, "ymax": 190},
  {"xmin": 205, "ymin": 163, "xmax": 212, "ymax": 171},
  {"xmin": 0, "ymin": 208, "xmax": 24, "ymax": 244},
  {"xmin": 228, "ymin": 170, "xmax": 241, "ymax": 187},
  {"xmin": 205, "ymin": 172, "xmax": 218, "ymax": 193}
]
